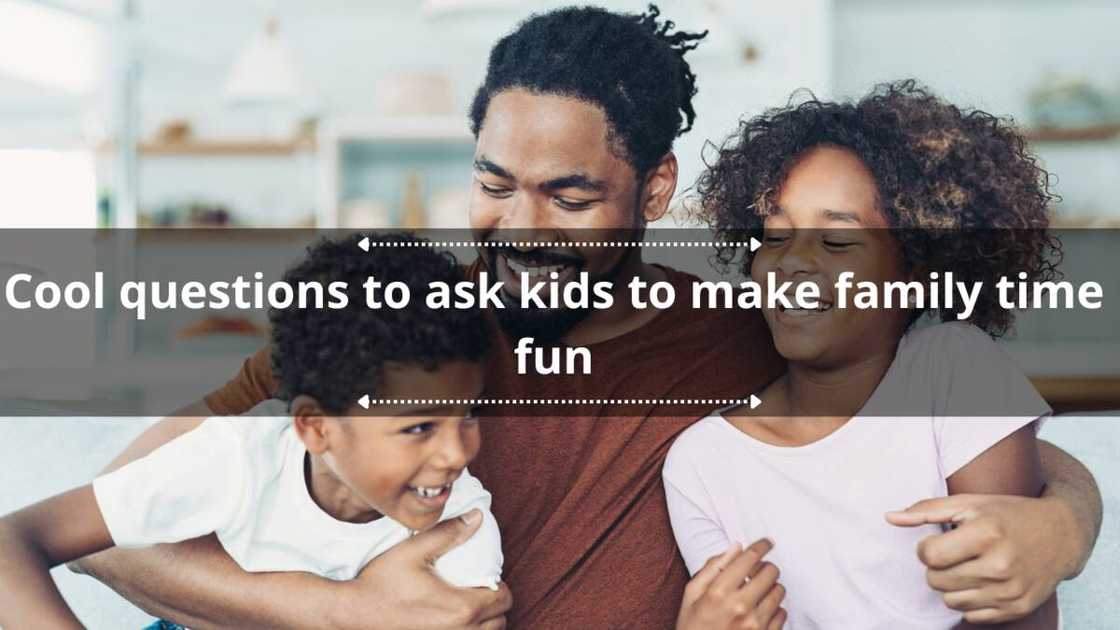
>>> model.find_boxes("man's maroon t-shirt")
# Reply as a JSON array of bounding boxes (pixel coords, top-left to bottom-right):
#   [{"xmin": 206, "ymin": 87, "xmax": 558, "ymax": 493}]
[{"xmin": 204, "ymin": 266, "xmax": 783, "ymax": 629}]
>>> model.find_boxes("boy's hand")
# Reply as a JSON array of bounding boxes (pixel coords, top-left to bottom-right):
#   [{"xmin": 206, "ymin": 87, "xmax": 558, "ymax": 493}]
[
  {"xmin": 887, "ymin": 494, "xmax": 1074, "ymax": 624},
  {"xmin": 676, "ymin": 539, "xmax": 787, "ymax": 630},
  {"xmin": 334, "ymin": 509, "xmax": 511, "ymax": 630}
]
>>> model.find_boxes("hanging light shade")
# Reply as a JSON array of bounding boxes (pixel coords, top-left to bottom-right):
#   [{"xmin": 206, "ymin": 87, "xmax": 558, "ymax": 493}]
[{"xmin": 223, "ymin": 17, "xmax": 300, "ymax": 105}]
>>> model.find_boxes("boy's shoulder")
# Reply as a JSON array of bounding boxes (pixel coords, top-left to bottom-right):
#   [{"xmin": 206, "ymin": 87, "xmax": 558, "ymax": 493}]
[{"xmin": 200, "ymin": 399, "xmax": 292, "ymax": 456}]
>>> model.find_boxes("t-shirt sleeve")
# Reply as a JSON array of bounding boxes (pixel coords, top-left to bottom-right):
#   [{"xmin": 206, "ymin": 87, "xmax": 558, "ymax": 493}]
[
  {"xmin": 203, "ymin": 345, "xmax": 278, "ymax": 416},
  {"xmin": 92, "ymin": 418, "xmax": 250, "ymax": 548},
  {"xmin": 431, "ymin": 469, "xmax": 504, "ymax": 590},
  {"xmin": 662, "ymin": 431, "xmax": 733, "ymax": 577},
  {"xmin": 929, "ymin": 324, "xmax": 1051, "ymax": 478}
]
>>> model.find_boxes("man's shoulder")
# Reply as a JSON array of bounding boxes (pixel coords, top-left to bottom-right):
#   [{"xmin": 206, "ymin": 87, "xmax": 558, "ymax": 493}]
[{"xmin": 655, "ymin": 267, "xmax": 777, "ymax": 359}]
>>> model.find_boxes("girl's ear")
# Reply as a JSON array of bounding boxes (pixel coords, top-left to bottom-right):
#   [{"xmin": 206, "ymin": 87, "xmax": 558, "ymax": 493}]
[{"xmin": 291, "ymin": 395, "xmax": 331, "ymax": 455}]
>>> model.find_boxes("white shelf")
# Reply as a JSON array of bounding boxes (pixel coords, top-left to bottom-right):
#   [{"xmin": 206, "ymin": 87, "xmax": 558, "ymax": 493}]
[
  {"xmin": 324, "ymin": 116, "xmax": 473, "ymax": 143},
  {"xmin": 315, "ymin": 116, "xmax": 476, "ymax": 228}
]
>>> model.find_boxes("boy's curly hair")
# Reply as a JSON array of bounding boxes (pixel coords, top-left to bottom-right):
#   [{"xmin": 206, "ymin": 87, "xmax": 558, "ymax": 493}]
[
  {"xmin": 269, "ymin": 233, "xmax": 488, "ymax": 413},
  {"xmin": 469, "ymin": 4, "xmax": 707, "ymax": 176},
  {"xmin": 695, "ymin": 79, "xmax": 1062, "ymax": 336}
]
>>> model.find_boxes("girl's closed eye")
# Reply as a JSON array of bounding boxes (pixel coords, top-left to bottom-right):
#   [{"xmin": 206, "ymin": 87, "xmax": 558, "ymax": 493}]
[{"xmin": 822, "ymin": 237, "xmax": 859, "ymax": 250}]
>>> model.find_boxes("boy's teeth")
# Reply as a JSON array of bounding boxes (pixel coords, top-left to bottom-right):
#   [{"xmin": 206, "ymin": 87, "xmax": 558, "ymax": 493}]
[{"xmin": 412, "ymin": 484, "xmax": 450, "ymax": 498}]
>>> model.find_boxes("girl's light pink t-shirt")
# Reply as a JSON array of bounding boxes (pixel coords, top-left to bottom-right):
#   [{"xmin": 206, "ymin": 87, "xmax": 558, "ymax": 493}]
[{"xmin": 663, "ymin": 322, "xmax": 1050, "ymax": 630}]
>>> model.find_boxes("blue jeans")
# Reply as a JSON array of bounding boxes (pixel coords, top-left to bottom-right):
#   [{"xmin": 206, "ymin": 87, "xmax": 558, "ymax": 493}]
[{"xmin": 143, "ymin": 621, "xmax": 186, "ymax": 630}]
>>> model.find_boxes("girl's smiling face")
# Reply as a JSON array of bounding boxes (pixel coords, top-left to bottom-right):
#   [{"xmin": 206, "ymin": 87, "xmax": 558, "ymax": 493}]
[{"xmin": 750, "ymin": 146, "xmax": 913, "ymax": 370}]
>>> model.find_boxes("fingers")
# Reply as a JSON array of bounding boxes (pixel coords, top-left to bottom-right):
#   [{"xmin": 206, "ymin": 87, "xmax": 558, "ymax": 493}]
[
  {"xmin": 741, "ymin": 561, "xmax": 780, "ymax": 606},
  {"xmin": 684, "ymin": 544, "xmax": 742, "ymax": 604},
  {"xmin": 477, "ymin": 616, "xmax": 508, "ymax": 630},
  {"xmin": 925, "ymin": 559, "xmax": 989, "ymax": 592},
  {"xmin": 460, "ymin": 582, "xmax": 514, "ymax": 623},
  {"xmin": 766, "ymin": 607, "xmax": 788, "ymax": 630},
  {"xmin": 408, "ymin": 509, "xmax": 483, "ymax": 565},
  {"xmin": 916, "ymin": 519, "xmax": 999, "ymax": 571},
  {"xmin": 713, "ymin": 538, "xmax": 772, "ymax": 592},
  {"xmin": 753, "ymin": 581, "xmax": 785, "ymax": 623},
  {"xmin": 885, "ymin": 495, "xmax": 982, "ymax": 527},
  {"xmin": 941, "ymin": 587, "xmax": 987, "ymax": 612},
  {"xmin": 961, "ymin": 607, "xmax": 1017, "ymax": 625},
  {"xmin": 942, "ymin": 587, "xmax": 1027, "ymax": 622}
]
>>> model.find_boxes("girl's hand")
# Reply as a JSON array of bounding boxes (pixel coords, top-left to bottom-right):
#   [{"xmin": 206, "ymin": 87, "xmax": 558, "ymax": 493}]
[{"xmin": 676, "ymin": 539, "xmax": 787, "ymax": 630}]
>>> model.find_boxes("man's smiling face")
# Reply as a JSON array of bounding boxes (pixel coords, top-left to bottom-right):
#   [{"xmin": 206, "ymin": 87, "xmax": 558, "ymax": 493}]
[{"xmin": 469, "ymin": 88, "xmax": 647, "ymax": 341}]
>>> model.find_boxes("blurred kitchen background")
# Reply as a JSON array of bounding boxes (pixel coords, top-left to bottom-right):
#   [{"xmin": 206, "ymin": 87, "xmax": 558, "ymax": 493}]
[
  {"xmin": 0, "ymin": 0, "xmax": 1115, "ymax": 410},
  {"xmin": 5, "ymin": 0, "xmax": 1120, "ymax": 230},
  {"xmin": 0, "ymin": 3, "xmax": 1118, "ymax": 627},
  {"xmin": 0, "ymin": 0, "xmax": 1118, "ymax": 413}
]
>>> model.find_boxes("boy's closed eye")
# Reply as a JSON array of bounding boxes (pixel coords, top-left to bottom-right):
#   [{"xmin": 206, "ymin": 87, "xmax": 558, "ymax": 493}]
[{"xmin": 401, "ymin": 421, "xmax": 437, "ymax": 436}]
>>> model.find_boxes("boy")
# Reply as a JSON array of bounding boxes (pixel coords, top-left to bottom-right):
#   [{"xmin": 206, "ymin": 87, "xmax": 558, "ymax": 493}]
[{"xmin": 0, "ymin": 233, "xmax": 503, "ymax": 629}]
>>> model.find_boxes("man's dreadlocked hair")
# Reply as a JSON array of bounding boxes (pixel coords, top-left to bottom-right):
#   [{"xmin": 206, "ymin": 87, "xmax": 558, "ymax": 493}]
[{"xmin": 469, "ymin": 4, "xmax": 707, "ymax": 176}]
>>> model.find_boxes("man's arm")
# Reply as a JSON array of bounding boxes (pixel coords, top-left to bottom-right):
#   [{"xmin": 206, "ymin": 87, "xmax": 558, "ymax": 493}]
[
  {"xmin": 940, "ymin": 425, "xmax": 1057, "ymax": 629},
  {"xmin": 1037, "ymin": 439, "xmax": 1102, "ymax": 578},
  {"xmin": 0, "ymin": 486, "xmax": 114, "ymax": 629},
  {"xmin": 74, "ymin": 347, "xmax": 511, "ymax": 630},
  {"xmin": 71, "ymin": 411, "xmax": 340, "ymax": 629},
  {"xmin": 888, "ymin": 435, "xmax": 1100, "ymax": 625}
]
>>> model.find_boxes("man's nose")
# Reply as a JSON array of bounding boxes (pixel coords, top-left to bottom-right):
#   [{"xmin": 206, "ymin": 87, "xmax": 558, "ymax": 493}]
[{"xmin": 499, "ymin": 197, "xmax": 560, "ymax": 245}]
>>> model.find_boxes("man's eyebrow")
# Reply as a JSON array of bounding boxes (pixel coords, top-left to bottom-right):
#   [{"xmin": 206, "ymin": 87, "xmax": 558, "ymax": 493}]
[
  {"xmin": 540, "ymin": 173, "xmax": 608, "ymax": 194},
  {"xmin": 822, "ymin": 209, "xmax": 863, "ymax": 224},
  {"xmin": 474, "ymin": 157, "xmax": 514, "ymax": 180}
]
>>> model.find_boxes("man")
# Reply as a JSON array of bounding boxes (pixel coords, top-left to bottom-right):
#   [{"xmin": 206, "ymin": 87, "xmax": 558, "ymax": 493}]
[{"xmin": 76, "ymin": 5, "xmax": 1101, "ymax": 629}]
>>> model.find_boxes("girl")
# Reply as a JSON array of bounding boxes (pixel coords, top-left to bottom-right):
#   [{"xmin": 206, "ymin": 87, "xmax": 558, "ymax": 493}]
[{"xmin": 665, "ymin": 81, "xmax": 1060, "ymax": 629}]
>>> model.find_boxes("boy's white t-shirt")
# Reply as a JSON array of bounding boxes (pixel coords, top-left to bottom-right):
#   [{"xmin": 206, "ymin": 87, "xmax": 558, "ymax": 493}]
[
  {"xmin": 663, "ymin": 322, "xmax": 1051, "ymax": 630},
  {"xmin": 93, "ymin": 400, "xmax": 503, "ymax": 589}
]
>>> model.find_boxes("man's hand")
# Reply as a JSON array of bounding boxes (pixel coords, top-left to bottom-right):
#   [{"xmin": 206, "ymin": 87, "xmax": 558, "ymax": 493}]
[
  {"xmin": 676, "ymin": 539, "xmax": 787, "ymax": 630},
  {"xmin": 330, "ymin": 509, "xmax": 511, "ymax": 630},
  {"xmin": 887, "ymin": 494, "xmax": 1076, "ymax": 624}
]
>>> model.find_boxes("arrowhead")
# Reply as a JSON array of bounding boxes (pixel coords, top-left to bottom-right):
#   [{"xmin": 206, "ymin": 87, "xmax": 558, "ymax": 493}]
[
  {"xmin": 749, "ymin": 394, "xmax": 761, "ymax": 410},
  {"xmin": 749, "ymin": 237, "xmax": 762, "ymax": 253},
  {"xmin": 358, "ymin": 394, "xmax": 370, "ymax": 410},
  {"xmin": 358, "ymin": 237, "xmax": 370, "ymax": 252}
]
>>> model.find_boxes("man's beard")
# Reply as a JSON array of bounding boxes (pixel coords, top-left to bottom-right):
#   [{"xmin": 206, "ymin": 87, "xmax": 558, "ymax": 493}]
[
  {"xmin": 494, "ymin": 289, "xmax": 592, "ymax": 344},
  {"xmin": 486, "ymin": 244, "xmax": 633, "ymax": 345}
]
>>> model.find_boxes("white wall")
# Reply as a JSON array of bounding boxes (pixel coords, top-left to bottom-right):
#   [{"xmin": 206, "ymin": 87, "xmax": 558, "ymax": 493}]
[
  {"xmin": 833, "ymin": 0, "xmax": 1120, "ymax": 217},
  {"xmin": 1, "ymin": 0, "xmax": 831, "ymax": 223}
]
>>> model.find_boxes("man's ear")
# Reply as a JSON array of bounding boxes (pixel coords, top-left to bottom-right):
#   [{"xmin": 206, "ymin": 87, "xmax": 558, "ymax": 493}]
[
  {"xmin": 639, "ymin": 152, "xmax": 678, "ymax": 224},
  {"xmin": 291, "ymin": 395, "xmax": 331, "ymax": 455}
]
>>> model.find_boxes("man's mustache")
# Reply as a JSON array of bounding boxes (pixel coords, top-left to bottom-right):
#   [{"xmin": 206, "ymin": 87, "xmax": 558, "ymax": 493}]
[{"xmin": 490, "ymin": 246, "xmax": 584, "ymax": 268}]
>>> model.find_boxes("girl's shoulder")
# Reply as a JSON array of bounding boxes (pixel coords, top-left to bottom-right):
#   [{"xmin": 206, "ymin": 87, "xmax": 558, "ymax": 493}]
[
  {"xmin": 888, "ymin": 322, "xmax": 1049, "ymax": 418},
  {"xmin": 899, "ymin": 320, "xmax": 994, "ymax": 352},
  {"xmin": 664, "ymin": 415, "xmax": 732, "ymax": 477}
]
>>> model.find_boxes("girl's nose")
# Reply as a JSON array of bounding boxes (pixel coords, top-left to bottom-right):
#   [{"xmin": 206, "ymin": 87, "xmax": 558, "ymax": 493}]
[{"xmin": 775, "ymin": 233, "xmax": 818, "ymax": 277}]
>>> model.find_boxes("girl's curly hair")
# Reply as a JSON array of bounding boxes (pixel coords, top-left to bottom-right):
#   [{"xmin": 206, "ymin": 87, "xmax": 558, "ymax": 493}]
[{"xmin": 694, "ymin": 79, "xmax": 1062, "ymax": 336}]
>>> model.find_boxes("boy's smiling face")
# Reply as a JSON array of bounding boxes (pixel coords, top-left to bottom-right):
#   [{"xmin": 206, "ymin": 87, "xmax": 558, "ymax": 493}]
[
  {"xmin": 750, "ymin": 145, "xmax": 912, "ymax": 370},
  {"xmin": 292, "ymin": 360, "xmax": 485, "ymax": 531}
]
